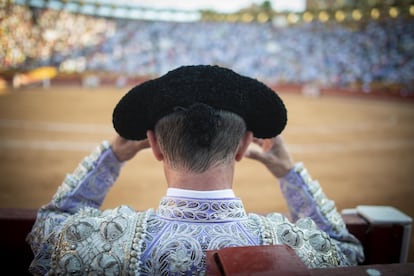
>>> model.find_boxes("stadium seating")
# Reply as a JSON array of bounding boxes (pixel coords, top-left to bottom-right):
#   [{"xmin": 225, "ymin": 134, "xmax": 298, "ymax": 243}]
[{"xmin": 3, "ymin": 4, "xmax": 414, "ymax": 95}]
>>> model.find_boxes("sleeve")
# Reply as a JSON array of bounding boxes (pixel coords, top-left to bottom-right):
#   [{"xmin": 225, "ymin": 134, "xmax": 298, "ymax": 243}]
[
  {"xmin": 278, "ymin": 162, "xmax": 365, "ymax": 266},
  {"xmin": 26, "ymin": 141, "xmax": 123, "ymax": 275}
]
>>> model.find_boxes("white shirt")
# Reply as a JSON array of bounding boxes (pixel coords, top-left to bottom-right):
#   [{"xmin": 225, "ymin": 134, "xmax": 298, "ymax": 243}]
[{"xmin": 166, "ymin": 188, "xmax": 236, "ymax": 199}]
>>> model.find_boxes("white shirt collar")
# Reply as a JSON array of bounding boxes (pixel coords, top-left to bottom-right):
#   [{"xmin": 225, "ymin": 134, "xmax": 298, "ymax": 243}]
[{"xmin": 166, "ymin": 188, "xmax": 236, "ymax": 199}]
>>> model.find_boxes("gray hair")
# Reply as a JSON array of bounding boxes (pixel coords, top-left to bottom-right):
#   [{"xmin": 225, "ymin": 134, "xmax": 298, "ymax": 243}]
[{"xmin": 154, "ymin": 104, "xmax": 247, "ymax": 173}]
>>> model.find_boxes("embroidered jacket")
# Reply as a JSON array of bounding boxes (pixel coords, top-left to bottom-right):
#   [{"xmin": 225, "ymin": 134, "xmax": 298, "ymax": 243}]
[{"xmin": 26, "ymin": 141, "xmax": 364, "ymax": 275}]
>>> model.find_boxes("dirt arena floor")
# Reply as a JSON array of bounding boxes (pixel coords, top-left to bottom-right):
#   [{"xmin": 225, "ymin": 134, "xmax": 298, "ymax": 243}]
[{"xmin": 0, "ymin": 85, "xmax": 413, "ymax": 262}]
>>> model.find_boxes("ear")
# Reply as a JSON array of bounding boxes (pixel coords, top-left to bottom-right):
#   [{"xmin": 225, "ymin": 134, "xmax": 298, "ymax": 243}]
[
  {"xmin": 235, "ymin": 131, "xmax": 253, "ymax": 161},
  {"xmin": 147, "ymin": 130, "xmax": 164, "ymax": 161}
]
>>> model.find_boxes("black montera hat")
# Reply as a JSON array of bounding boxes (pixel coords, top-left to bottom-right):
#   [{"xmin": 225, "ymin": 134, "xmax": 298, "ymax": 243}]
[{"xmin": 113, "ymin": 65, "xmax": 287, "ymax": 140}]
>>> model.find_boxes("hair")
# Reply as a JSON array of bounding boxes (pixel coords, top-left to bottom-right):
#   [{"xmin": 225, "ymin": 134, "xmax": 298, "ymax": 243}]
[{"xmin": 154, "ymin": 103, "xmax": 247, "ymax": 173}]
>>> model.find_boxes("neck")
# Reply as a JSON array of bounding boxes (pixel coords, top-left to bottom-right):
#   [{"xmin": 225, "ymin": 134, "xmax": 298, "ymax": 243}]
[{"xmin": 164, "ymin": 162, "xmax": 235, "ymax": 191}]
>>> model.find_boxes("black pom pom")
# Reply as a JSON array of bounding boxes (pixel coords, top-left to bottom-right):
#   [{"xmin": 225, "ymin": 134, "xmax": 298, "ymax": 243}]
[
  {"xmin": 184, "ymin": 103, "xmax": 219, "ymax": 134},
  {"xmin": 181, "ymin": 103, "xmax": 220, "ymax": 147}
]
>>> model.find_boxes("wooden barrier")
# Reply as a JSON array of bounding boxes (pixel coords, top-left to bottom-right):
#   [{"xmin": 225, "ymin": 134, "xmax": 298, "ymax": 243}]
[
  {"xmin": 206, "ymin": 245, "xmax": 414, "ymax": 275},
  {"xmin": 0, "ymin": 207, "xmax": 411, "ymax": 275},
  {"xmin": 0, "ymin": 208, "xmax": 37, "ymax": 275}
]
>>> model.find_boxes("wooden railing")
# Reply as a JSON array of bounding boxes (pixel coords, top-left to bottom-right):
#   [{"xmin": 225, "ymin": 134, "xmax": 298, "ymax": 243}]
[{"xmin": 206, "ymin": 245, "xmax": 414, "ymax": 275}]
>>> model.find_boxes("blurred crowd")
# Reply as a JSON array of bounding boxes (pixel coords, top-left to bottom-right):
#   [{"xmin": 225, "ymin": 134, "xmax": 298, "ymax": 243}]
[{"xmin": 1, "ymin": 4, "xmax": 414, "ymax": 92}]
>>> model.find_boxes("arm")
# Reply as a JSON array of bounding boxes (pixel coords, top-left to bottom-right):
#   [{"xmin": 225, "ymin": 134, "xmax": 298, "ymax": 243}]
[
  {"xmin": 26, "ymin": 135, "xmax": 149, "ymax": 275},
  {"xmin": 245, "ymin": 136, "xmax": 365, "ymax": 265}
]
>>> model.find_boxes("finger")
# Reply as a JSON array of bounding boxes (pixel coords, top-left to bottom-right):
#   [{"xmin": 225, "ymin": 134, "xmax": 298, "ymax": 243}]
[
  {"xmin": 244, "ymin": 148, "xmax": 266, "ymax": 162},
  {"xmin": 138, "ymin": 139, "xmax": 151, "ymax": 149},
  {"xmin": 272, "ymin": 135, "xmax": 286, "ymax": 146},
  {"xmin": 262, "ymin": 139, "xmax": 274, "ymax": 151},
  {"xmin": 267, "ymin": 135, "xmax": 282, "ymax": 149},
  {"xmin": 251, "ymin": 138, "xmax": 264, "ymax": 147}
]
